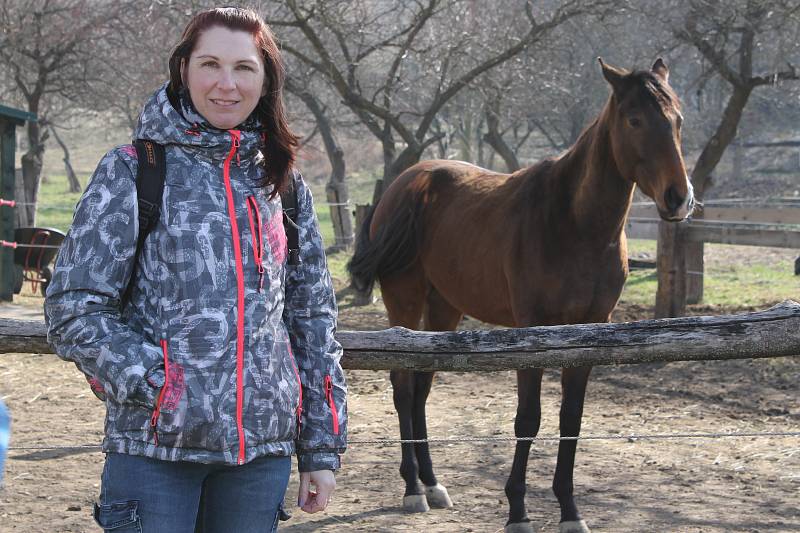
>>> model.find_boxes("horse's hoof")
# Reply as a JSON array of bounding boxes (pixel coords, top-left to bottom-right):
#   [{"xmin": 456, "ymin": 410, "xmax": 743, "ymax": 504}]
[
  {"xmin": 424, "ymin": 483, "xmax": 453, "ymax": 508},
  {"xmin": 559, "ymin": 520, "xmax": 590, "ymax": 533},
  {"xmin": 504, "ymin": 521, "xmax": 535, "ymax": 533},
  {"xmin": 402, "ymin": 494, "xmax": 430, "ymax": 513}
]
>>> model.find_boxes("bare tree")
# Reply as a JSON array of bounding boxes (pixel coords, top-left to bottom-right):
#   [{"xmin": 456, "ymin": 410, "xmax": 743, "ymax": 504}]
[
  {"xmin": 670, "ymin": 0, "xmax": 800, "ymax": 201},
  {"xmin": 0, "ymin": 0, "xmax": 137, "ymax": 225},
  {"xmin": 286, "ymin": 74, "xmax": 354, "ymax": 250},
  {"xmin": 431, "ymin": 8, "xmax": 644, "ymax": 175},
  {"xmin": 267, "ymin": 0, "xmax": 607, "ymax": 194},
  {"xmin": 666, "ymin": 0, "xmax": 800, "ymax": 302},
  {"xmin": 48, "ymin": 124, "xmax": 80, "ymax": 193},
  {"xmin": 90, "ymin": 1, "xmax": 202, "ymax": 131}
]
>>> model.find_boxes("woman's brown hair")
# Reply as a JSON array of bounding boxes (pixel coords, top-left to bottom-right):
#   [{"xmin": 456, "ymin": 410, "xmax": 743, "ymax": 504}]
[{"xmin": 168, "ymin": 7, "xmax": 298, "ymax": 195}]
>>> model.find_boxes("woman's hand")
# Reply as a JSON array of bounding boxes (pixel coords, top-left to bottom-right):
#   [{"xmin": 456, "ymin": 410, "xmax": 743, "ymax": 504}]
[{"xmin": 298, "ymin": 470, "xmax": 336, "ymax": 513}]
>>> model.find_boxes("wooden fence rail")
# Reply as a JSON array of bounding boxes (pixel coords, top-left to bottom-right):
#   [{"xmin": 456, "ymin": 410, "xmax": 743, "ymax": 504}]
[
  {"xmin": 2, "ymin": 300, "xmax": 798, "ymax": 371},
  {"xmin": 624, "ymin": 200, "xmax": 800, "ymax": 318},
  {"xmin": 629, "ymin": 203, "xmax": 800, "ymax": 226},
  {"xmin": 626, "ymin": 218, "xmax": 800, "ymax": 248}
]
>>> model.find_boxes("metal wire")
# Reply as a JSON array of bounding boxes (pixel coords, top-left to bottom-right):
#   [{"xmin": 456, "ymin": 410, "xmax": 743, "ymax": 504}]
[
  {"xmin": 8, "ymin": 430, "xmax": 799, "ymax": 453},
  {"xmin": 4, "ymin": 199, "xmax": 350, "ymax": 210},
  {"xmin": 0, "ymin": 241, "xmax": 62, "ymax": 249}
]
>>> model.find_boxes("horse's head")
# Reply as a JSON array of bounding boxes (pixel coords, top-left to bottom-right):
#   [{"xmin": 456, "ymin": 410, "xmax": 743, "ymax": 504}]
[{"xmin": 599, "ymin": 58, "xmax": 694, "ymax": 221}]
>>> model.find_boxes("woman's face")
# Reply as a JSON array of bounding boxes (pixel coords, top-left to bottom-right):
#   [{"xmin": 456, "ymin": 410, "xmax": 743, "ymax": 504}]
[{"xmin": 183, "ymin": 26, "xmax": 266, "ymax": 130}]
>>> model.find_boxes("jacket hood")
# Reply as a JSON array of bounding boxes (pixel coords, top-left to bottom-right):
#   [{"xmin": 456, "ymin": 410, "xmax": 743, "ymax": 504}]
[{"xmin": 133, "ymin": 83, "xmax": 263, "ymax": 164}]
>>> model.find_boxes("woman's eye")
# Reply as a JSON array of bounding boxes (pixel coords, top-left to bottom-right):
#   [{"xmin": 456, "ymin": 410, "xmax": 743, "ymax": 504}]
[
  {"xmin": 628, "ymin": 117, "xmax": 642, "ymax": 128},
  {"xmin": 237, "ymin": 64, "xmax": 255, "ymax": 71},
  {"xmin": 201, "ymin": 61, "xmax": 218, "ymax": 68}
]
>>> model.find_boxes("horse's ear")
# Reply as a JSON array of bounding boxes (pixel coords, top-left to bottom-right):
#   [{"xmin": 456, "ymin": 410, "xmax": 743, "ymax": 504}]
[
  {"xmin": 652, "ymin": 57, "xmax": 669, "ymax": 82},
  {"xmin": 598, "ymin": 57, "xmax": 627, "ymax": 93}
]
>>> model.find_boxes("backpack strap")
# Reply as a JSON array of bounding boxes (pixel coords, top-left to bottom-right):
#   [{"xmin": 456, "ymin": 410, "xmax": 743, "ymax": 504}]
[
  {"xmin": 121, "ymin": 140, "xmax": 166, "ymax": 307},
  {"xmin": 280, "ymin": 172, "xmax": 301, "ymax": 266}
]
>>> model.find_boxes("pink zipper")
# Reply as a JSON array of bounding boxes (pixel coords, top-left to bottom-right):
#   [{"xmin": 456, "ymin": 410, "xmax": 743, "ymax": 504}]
[
  {"xmin": 324, "ymin": 375, "xmax": 340, "ymax": 435},
  {"xmin": 221, "ymin": 130, "xmax": 247, "ymax": 464},
  {"xmin": 245, "ymin": 196, "xmax": 265, "ymax": 292},
  {"xmin": 150, "ymin": 338, "xmax": 171, "ymax": 446}
]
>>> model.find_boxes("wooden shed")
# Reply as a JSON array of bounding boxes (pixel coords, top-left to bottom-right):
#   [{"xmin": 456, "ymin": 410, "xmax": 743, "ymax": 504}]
[{"xmin": 0, "ymin": 104, "xmax": 37, "ymax": 301}]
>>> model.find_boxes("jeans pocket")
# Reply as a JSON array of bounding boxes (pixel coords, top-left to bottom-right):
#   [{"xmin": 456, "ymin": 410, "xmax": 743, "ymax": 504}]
[{"xmin": 93, "ymin": 500, "xmax": 142, "ymax": 532}]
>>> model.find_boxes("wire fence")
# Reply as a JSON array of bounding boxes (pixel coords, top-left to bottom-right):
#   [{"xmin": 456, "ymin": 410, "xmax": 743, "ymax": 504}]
[
  {"xmin": 0, "ymin": 198, "xmax": 351, "ymax": 210},
  {"xmin": 0, "ymin": 240, "xmax": 62, "ymax": 250},
  {"xmin": 8, "ymin": 430, "xmax": 800, "ymax": 454}
]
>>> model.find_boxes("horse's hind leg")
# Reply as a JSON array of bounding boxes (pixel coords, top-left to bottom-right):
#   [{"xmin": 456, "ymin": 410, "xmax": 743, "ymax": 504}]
[
  {"xmin": 553, "ymin": 366, "xmax": 592, "ymax": 533},
  {"xmin": 504, "ymin": 368, "xmax": 544, "ymax": 533},
  {"xmin": 390, "ymin": 369, "xmax": 429, "ymax": 511},
  {"xmin": 411, "ymin": 287, "xmax": 462, "ymax": 509}
]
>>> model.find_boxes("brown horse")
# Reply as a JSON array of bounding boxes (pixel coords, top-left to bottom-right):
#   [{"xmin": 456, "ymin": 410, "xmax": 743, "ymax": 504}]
[{"xmin": 348, "ymin": 58, "xmax": 693, "ymax": 533}]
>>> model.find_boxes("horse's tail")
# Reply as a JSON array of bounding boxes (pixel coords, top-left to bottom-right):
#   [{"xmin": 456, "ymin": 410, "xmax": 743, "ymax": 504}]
[{"xmin": 347, "ymin": 193, "xmax": 422, "ymax": 294}]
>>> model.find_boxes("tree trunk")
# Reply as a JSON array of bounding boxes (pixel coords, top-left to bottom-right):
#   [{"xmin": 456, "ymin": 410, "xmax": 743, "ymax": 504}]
[
  {"xmin": 287, "ymin": 84, "xmax": 353, "ymax": 251},
  {"xmin": 13, "ymin": 169, "xmax": 27, "ymax": 229},
  {"xmin": 20, "ymin": 112, "xmax": 47, "ymax": 228},
  {"xmin": 49, "ymin": 126, "xmax": 81, "ymax": 193},
  {"xmin": 384, "ymin": 145, "xmax": 424, "ymax": 189},
  {"xmin": 483, "ymin": 103, "xmax": 521, "ymax": 172},
  {"xmin": 690, "ymin": 85, "xmax": 753, "ymax": 200},
  {"xmin": 381, "ymin": 129, "xmax": 396, "ymax": 187},
  {"xmin": 684, "ymin": 85, "xmax": 753, "ymax": 306},
  {"xmin": 20, "ymin": 151, "xmax": 42, "ymax": 227}
]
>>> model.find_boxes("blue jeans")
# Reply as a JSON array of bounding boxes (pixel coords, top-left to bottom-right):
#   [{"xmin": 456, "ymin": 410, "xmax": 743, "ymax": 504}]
[
  {"xmin": 94, "ymin": 452, "xmax": 291, "ymax": 533},
  {"xmin": 0, "ymin": 400, "xmax": 8, "ymax": 487}
]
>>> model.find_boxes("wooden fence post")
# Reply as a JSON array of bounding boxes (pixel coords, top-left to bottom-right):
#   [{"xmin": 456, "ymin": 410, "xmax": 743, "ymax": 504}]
[
  {"xmin": 685, "ymin": 242, "xmax": 704, "ymax": 304},
  {"xmin": 655, "ymin": 220, "xmax": 688, "ymax": 318},
  {"xmin": 325, "ymin": 180, "xmax": 354, "ymax": 251}
]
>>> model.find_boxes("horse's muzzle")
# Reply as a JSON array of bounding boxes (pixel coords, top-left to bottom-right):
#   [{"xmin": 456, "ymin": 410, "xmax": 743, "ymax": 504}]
[{"xmin": 660, "ymin": 183, "xmax": 695, "ymax": 221}]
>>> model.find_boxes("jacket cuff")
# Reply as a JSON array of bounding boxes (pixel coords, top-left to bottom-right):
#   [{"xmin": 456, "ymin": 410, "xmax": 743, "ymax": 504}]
[{"xmin": 297, "ymin": 452, "xmax": 341, "ymax": 472}]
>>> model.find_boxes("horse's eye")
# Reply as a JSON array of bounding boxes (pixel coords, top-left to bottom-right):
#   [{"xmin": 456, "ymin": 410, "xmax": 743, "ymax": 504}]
[{"xmin": 628, "ymin": 117, "xmax": 642, "ymax": 128}]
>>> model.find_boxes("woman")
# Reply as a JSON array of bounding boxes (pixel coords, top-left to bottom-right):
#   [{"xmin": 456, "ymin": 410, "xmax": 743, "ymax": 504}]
[{"xmin": 44, "ymin": 7, "xmax": 346, "ymax": 532}]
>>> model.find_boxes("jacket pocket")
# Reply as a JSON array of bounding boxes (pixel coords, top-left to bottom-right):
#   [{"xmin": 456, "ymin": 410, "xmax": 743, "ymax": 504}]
[
  {"xmin": 246, "ymin": 195, "xmax": 265, "ymax": 292},
  {"xmin": 324, "ymin": 375, "xmax": 340, "ymax": 435},
  {"xmin": 150, "ymin": 339, "xmax": 188, "ymax": 447}
]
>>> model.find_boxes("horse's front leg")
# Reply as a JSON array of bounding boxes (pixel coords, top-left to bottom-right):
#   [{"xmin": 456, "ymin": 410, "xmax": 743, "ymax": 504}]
[
  {"xmin": 504, "ymin": 368, "xmax": 544, "ymax": 533},
  {"xmin": 392, "ymin": 369, "xmax": 428, "ymax": 512},
  {"xmin": 553, "ymin": 366, "xmax": 592, "ymax": 533}
]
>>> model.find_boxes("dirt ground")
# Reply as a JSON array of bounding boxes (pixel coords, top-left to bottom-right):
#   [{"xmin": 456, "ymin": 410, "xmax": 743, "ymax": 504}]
[{"xmin": 1, "ymin": 255, "xmax": 798, "ymax": 532}]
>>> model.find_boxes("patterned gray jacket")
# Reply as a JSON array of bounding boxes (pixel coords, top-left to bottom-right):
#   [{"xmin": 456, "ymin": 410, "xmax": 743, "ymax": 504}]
[{"xmin": 44, "ymin": 85, "xmax": 347, "ymax": 471}]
